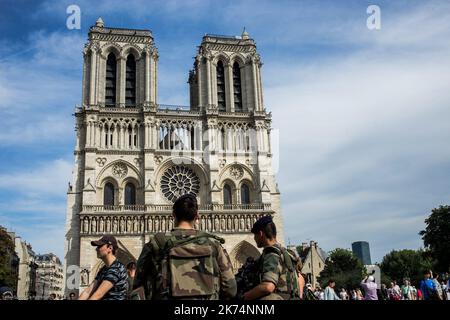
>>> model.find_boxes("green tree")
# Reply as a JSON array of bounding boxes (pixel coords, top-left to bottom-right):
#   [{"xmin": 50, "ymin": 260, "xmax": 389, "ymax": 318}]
[
  {"xmin": 380, "ymin": 249, "xmax": 433, "ymax": 287},
  {"xmin": 419, "ymin": 205, "xmax": 450, "ymax": 273},
  {"xmin": 318, "ymin": 248, "xmax": 365, "ymax": 290},
  {"xmin": 0, "ymin": 227, "xmax": 17, "ymax": 288}
]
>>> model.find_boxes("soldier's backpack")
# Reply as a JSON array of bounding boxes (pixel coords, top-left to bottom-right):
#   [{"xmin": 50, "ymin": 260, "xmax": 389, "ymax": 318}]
[
  {"xmin": 149, "ymin": 231, "xmax": 225, "ymax": 299},
  {"xmin": 260, "ymin": 245, "xmax": 301, "ymax": 300}
]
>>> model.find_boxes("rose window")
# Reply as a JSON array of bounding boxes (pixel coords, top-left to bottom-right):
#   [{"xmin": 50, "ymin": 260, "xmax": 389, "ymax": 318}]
[{"xmin": 160, "ymin": 166, "xmax": 200, "ymax": 202}]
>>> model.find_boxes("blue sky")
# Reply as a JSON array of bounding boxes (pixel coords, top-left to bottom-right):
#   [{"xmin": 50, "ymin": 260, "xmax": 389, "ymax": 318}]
[{"xmin": 1, "ymin": 0, "xmax": 449, "ymax": 264}]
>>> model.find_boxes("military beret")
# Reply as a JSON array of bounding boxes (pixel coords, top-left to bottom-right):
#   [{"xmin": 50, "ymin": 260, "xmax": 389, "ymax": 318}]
[{"xmin": 251, "ymin": 215, "xmax": 273, "ymax": 233}]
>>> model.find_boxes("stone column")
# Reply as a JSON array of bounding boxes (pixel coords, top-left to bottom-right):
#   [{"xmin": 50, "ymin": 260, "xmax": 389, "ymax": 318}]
[
  {"xmin": 153, "ymin": 122, "xmax": 158, "ymax": 149},
  {"xmin": 130, "ymin": 125, "xmax": 135, "ymax": 150},
  {"xmin": 85, "ymin": 121, "xmax": 91, "ymax": 147},
  {"xmin": 82, "ymin": 51, "xmax": 88, "ymax": 105},
  {"xmin": 115, "ymin": 123, "xmax": 120, "ymax": 149},
  {"xmin": 197, "ymin": 58, "xmax": 203, "ymax": 108},
  {"xmin": 144, "ymin": 123, "xmax": 149, "ymax": 149},
  {"xmin": 145, "ymin": 50, "xmax": 150, "ymax": 102},
  {"xmin": 226, "ymin": 63, "xmax": 234, "ymax": 112},
  {"xmin": 95, "ymin": 50, "xmax": 101, "ymax": 106},
  {"xmin": 152, "ymin": 50, "xmax": 158, "ymax": 105},
  {"xmin": 256, "ymin": 63, "xmax": 264, "ymax": 111},
  {"xmin": 252, "ymin": 61, "xmax": 259, "ymax": 111},
  {"xmin": 137, "ymin": 123, "xmax": 141, "ymax": 148},
  {"xmin": 206, "ymin": 56, "xmax": 212, "ymax": 105},
  {"xmin": 119, "ymin": 56, "xmax": 126, "ymax": 107},
  {"xmin": 89, "ymin": 47, "xmax": 98, "ymax": 105}
]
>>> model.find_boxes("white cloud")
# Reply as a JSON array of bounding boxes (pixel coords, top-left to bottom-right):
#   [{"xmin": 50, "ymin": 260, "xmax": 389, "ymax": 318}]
[
  {"xmin": 2, "ymin": 0, "xmax": 449, "ymax": 263},
  {"xmin": 0, "ymin": 158, "xmax": 73, "ymax": 198},
  {"xmin": 7, "ymin": 223, "xmax": 66, "ymax": 259},
  {"xmin": 0, "ymin": 31, "xmax": 82, "ymax": 145},
  {"xmin": 263, "ymin": 2, "xmax": 450, "ymax": 262}
]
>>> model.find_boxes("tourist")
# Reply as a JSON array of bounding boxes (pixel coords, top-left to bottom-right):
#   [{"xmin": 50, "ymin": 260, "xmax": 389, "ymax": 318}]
[
  {"xmin": 324, "ymin": 279, "xmax": 340, "ymax": 300},
  {"xmin": 78, "ymin": 235, "xmax": 128, "ymax": 300}
]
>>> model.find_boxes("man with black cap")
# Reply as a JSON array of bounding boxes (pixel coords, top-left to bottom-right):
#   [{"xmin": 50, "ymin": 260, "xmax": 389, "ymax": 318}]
[
  {"xmin": 243, "ymin": 215, "xmax": 300, "ymax": 300},
  {"xmin": 78, "ymin": 235, "xmax": 128, "ymax": 300},
  {"xmin": 133, "ymin": 193, "xmax": 236, "ymax": 300}
]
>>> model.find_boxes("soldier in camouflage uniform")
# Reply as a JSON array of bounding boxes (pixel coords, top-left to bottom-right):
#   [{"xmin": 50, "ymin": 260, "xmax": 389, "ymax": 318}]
[
  {"xmin": 243, "ymin": 216, "xmax": 300, "ymax": 300},
  {"xmin": 133, "ymin": 193, "xmax": 237, "ymax": 300}
]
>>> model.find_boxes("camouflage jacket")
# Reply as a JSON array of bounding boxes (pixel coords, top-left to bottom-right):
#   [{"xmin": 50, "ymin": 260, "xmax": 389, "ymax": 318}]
[
  {"xmin": 256, "ymin": 243, "xmax": 300, "ymax": 300},
  {"xmin": 133, "ymin": 228, "xmax": 237, "ymax": 300}
]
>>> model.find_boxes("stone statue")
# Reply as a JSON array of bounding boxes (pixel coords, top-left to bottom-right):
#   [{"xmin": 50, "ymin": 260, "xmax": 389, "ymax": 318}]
[
  {"xmin": 113, "ymin": 218, "xmax": 118, "ymax": 233},
  {"xmin": 220, "ymin": 216, "xmax": 226, "ymax": 231},
  {"xmin": 83, "ymin": 218, "xmax": 89, "ymax": 233},
  {"xmin": 127, "ymin": 218, "xmax": 132, "ymax": 233},
  {"xmin": 133, "ymin": 218, "xmax": 138, "ymax": 232},
  {"xmin": 161, "ymin": 217, "xmax": 166, "ymax": 232},
  {"xmin": 214, "ymin": 216, "xmax": 219, "ymax": 231},
  {"xmin": 140, "ymin": 218, "xmax": 145, "ymax": 232},
  {"xmin": 99, "ymin": 218, "xmax": 104, "ymax": 232},
  {"xmin": 168, "ymin": 218, "xmax": 173, "ymax": 231},
  {"xmin": 148, "ymin": 217, "xmax": 153, "ymax": 232},
  {"xmin": 81, "ymin": 270, "xmax": 88, "ymax": 286},
  {"xmin": 207, "ymin": 216, "xmax": 212, "ymax": 231},
  {"xmin": 240, "ymin": 217, "xmax": 245, "ymax": 231},
  {"xmin": 106, "ymin": 218, "xmax": 111, "ymax": 232},
  {"xmin": 201, "ymin": 217, "xmax": 205, "ymax": 231},
  {"xmin": 91, "ymin": 218, "xmax": 97, "ymax": 233},
  {"xmin": 120, "ymin": 219, "xmax": 125, "ymax": 233},
  {"xmin": 154, "ymin": 217, "xmax": 160, "ymax": 232},
  {"xmin": 233, "ymin": 216, "xmax": 239, "ymax": 231}
]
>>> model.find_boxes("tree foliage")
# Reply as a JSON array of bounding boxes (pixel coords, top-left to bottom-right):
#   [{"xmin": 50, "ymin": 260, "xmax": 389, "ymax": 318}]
[
  {"xmin": 0, "ymin": 227, "xmax": 16, "ymax": 288},
  {"xmin": 318, "ymin": 248, "xmax": 365, "ymax": 290},
  {"xmin": 380, "ymin": 249, "xmax": 433, "ymax": 287},
  {"xmin": 419, "ymin": 205, "xmax": 450, "ymax": 273}
]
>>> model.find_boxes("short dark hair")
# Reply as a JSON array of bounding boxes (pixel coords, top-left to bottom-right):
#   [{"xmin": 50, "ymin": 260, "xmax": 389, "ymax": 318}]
[
  {"xmin": 328, "ymin": 279, "xmax": 335, "ymax": 285},
  {"xmin": 260, "ymin": 222, "xmax": 277, "ymax": 239},
  {"xmin": 126, "ymin": 261, "xmax": 137, "ymax": 270},
  {"xmin": 173, "ymin": 193, "xmax": 198, "ymax": 222}
]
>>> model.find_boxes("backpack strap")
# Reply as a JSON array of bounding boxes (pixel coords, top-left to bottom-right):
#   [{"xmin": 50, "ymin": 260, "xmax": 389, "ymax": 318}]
[
  {"xmin": 262, "ymin": 245, "xmax": 300, "ymax": 300},
  {"xmin": 153, "ymin": 232, "xmax": 169, "ymax": 251}
]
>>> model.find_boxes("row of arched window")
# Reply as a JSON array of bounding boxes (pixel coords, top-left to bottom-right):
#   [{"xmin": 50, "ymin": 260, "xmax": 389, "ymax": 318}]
[
  {"xmin": 223, "ymin": 183, "xmax": 250, "ymax": 205},
  {"xmin": 159, "ymin": 125, "xmax": 198, "ymax": 150},
  {"xmin": 104, "ymin": 182, "xmax": 136, "ymax": 206},
  {"xmin": 218, "ymin": 127, "xmax": 253, "ymax": 152},
  {"xmin": 101, "ymin": 124, "xmax": 139, "ymax": 149},
  {"xmin": 216, "ymin": 61, "xmax": 243, "ymax": 111},
  {"xmin": 105, "ymin": 53, "xmax": 136, "ymax": 107},
  {"xmin": 103, "ymin": 181, "xmax": 251, "ymax": 206}
]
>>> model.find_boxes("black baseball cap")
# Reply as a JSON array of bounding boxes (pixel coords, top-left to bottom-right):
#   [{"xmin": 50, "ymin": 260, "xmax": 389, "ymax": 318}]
[
  {"xmin": 91, "ymin": 235, "xmax": 118, "ymax": 250},
  {"xmin": 251, "ymin": 215, "xmax": 273, "ymax": 233}
]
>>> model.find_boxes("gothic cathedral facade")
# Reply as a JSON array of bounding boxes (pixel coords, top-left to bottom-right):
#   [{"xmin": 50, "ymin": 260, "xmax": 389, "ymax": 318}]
[{"xmin": 64, "ymin": 18, "xmax": 284, "ymax": 294}]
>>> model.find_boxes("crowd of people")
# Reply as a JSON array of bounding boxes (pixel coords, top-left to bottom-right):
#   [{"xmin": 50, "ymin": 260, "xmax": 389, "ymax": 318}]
[
  {"xmin": 303, "ymin": 270, "xmax": 449, "ymax": 301},
  {"xmin": 2, "ymin": 194, "xmax": 448, "ymax": 301}
]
